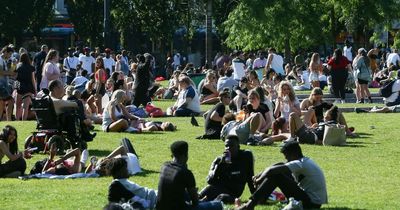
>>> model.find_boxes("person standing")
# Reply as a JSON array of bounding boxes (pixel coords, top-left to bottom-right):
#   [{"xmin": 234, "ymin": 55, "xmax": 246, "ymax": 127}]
[
  {"xmin": 40, "ymin": 49, "xmax": 60, "ymax": 90},
  {"xmin": 15, "ymin": 53, "xmax": 36, "ymax": 120},
  {"xmin": 33, "ymin": 45, "xmax": 48, "ymax": 90},
  {"xmin": 266, "ymin": 48, "xmax": 285, "ymax": 76},
  {"xmin": 79, "ymin": 47, "xmax": 95, "ymax": 75},
  {"xmin": 0, "ymin": 46, "xmax": 16, "ymax": 121},
  {"xmin": 231, "ymin": 51, "xmax": 246, "ymax": 81},
  {"xmin": 103, "ymin": 48, "xmax": 116, "ymax": 76},
  {"xmin": 63, "ymin": 47, "xmax": 79, "ymax": 85},
  {"xmin": 327, "ymin": 49, "xmax": 352, "ymax": 103},
  {"xmin": 353, "ymin": 48, "xmax": 372, "ymax": 103},
  {"xmin": 156, "ymin": 141, "xmax": 223, "ymax": 210}
]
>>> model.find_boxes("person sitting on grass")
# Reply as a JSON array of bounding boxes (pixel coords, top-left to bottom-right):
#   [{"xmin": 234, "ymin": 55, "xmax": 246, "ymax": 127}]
[
  {"xmin": 200, "ymin": 71, "xmax": 219, "ymax": 104},
  {"xmin": 272, "ymin": 81, "xmax": 301, "ymax": 135},
  {"xmin": 197, "ymin": 90, "xmax": 231, "ymax": 139},
  {"xmin": 229, "ymin": 77, "xmax": 250, "ymax": 112},
  {"xmin": 300, "ymin": 87, "xmax": 357, "ymax": 137},
  {"xmin": 156, "ymin": 141, "xmax": 223, "ymax": 210},
  {"xmin": 224, "ymin": 89, "xmax": 272, "ymax": 145},
  {"xmin": 167, "ymin": 76, "xmax": 201, "ymax": 117},
  {"xmin": 0, "ymin": 125, "xmax": 28, "ymax": 178},
  {"xmin": 383, "ymin": 69, "xmax": 400, "ymax": 106},
  {"xmin": 107, "ymin": 158, "xmax": 157, "ymax": 209},
  {"xmin": 102, "ymin": 89, "xmax": 143, "ymax": 133},
  {"xmin": 199, "ymin": 135, "xmax": 255, "ymax": 203},
  {"xmin": 236, "ymin": 141, "xmax": 327, "ymax": 210},
  {"xmin": 260, "ymin": 105, "xmax": 342, "ymax": 145}
]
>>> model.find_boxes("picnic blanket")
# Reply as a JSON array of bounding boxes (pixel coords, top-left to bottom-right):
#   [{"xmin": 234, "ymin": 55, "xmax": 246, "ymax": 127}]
[{"xmin": 19, "ymin": 172, "xmax": 100, "ymax": 180}]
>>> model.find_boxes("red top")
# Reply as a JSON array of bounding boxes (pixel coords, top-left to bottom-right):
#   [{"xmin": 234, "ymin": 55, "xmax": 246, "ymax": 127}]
[
  {"xmin": 327, "ymin": 56, "xmax": 350, "ymax": 70},
  {"xmin": 95, "ymin": 68, "xmax": 107, "ymax": 83}
]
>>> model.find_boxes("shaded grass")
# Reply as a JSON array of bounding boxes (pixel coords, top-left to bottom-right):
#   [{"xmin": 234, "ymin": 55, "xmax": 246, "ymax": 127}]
[{"xmin": 0, "ymin": 102, "xmax": 399, "ymax": 209}]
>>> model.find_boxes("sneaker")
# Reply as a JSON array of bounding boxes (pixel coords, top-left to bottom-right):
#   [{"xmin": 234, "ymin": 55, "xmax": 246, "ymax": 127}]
[
  {"xmin": 341, "ymin": 99, "xmax": 346, "ymax": 104},
  {"xmin": 246, "ymin": 136, "xmax": 259, "ymax": 146}
]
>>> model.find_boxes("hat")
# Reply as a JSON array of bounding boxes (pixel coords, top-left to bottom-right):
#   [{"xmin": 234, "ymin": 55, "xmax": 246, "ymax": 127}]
[
  {"xmin": 358, "ymin": 48, "xmax": 367, "ymax": 54},
  {"xmin": 105, "ymin": 48, "xmax": 111, "ymax": 53},
  {"xmin": 83, "ymin": 47, "xmax": 90, "ymax": 52}
]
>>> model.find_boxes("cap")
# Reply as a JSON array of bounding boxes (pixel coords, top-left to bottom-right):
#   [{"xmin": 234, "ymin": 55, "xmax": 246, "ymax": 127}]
[
  {"xmin": 105, "ymin": 48, "xmax": 111, "ymax": 53},
  {"xmin": 84, "ymin": 47, "xmax": 90, "ymax": 52}
]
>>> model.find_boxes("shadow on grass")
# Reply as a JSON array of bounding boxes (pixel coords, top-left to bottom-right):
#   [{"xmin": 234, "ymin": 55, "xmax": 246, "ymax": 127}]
[
  {"xmin": 322, "ymin": 208, "xmax": 366, "ymax": 210},
  {"xmin": 134, "ymin": 168, "xmax": 159, "ymax": 177},
  {"xmin": 89, "ymin": 149, "xmax": 112, "ymax": 157},
  {"xmin": 353, "ymin": 132, "xmax": 373, "ymax": 139}
]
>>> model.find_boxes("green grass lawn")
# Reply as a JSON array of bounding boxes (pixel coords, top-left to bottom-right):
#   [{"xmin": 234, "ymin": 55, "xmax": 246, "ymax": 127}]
[{"xmin": 0, "ymin": 99, "xmax": 399, "ymax": 210}]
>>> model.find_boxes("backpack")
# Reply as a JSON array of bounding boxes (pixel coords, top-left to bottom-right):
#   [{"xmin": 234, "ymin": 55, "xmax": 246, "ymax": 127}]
[{"xmin": 380, "ymin": 80, "xmax": 396, "ymax": 98}]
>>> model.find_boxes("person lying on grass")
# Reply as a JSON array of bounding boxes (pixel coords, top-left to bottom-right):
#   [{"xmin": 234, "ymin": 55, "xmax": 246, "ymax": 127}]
[
  {"xmin": 107, "ymin": 158, "xmax": 157, "ymax": 209},
  {"xmin": 85, "ymin": 145, "xmax": 141, "ymax": 177},
  {"xmin": 42, "ymin": 140, "xmax": 82, "ymax": 175},
  {"xmin": 260, "ymin": 105, "xmax": 342, "ymax": 145},
  {"xmin": 236, "ymin": 141, "xmax": 327, "ymax": 210}
]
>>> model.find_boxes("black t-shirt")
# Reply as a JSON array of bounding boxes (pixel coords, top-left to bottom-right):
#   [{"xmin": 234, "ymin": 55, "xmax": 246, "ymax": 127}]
[
  {"xmin": 313, "ymin": 102, "xmax": 333, "ymax": 123},
  {"xmin": 16, "ymin": 63, "xmax": 35, "ymax": 94},
  {"xmin": 156, "ymin": 161, "xmax": 196, "ymax": 210},
  {"xmin": 204, "ymin": 102, "xmax": 225, "ymax": 137},
  {"xmin": 231, "ymin": 85, "xmax": 248, "ymax": 99},
  {"xmin": 206, "ymin": 150, "xmax": 255, "ymax": 197},
  {"xmin": 33, "ymin": 51, "xmax": 46, "ymax": 74},
  {"xmin": 248, "ymin": 103, "xmax": 270, "ymax": 121},
  {"xmin": 108, "ymin": 180, "xmax": 135, "ymax": 203}
]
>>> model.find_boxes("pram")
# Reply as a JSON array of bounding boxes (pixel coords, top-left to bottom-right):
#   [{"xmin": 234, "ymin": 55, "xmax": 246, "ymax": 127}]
[{"xmin": 24, "ymin": 89, "xmax": 87, "ymax": 153}]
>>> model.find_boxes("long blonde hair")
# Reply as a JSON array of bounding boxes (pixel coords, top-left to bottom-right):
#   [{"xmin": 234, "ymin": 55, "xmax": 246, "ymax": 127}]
[
  {"xmin": 278, "ymin": 81, "xmax": 296, "ymax": 102},
  {"xmin": 109, "ymin": 89, "xmax": 125, "ymax": 106},
  {"xmin": 42, "ymin": 49, "xmax": 59, "ymax": 76}
]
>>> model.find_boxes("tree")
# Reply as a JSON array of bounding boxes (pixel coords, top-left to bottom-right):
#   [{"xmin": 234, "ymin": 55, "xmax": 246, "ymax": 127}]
[
  {"xmin": 28, "ymin": 0, "xmax": 55, "ymax": 40},
  {"xmin": 223, "ymin": 0, "xmax": 329, "ymax": 60},
  {"xmin": 65, "ymin": 0, "xmax": 104, "ymax": 47},
  {"xmin": 0, "ymin": 0, "xmax": 35, "ymax": 44}
]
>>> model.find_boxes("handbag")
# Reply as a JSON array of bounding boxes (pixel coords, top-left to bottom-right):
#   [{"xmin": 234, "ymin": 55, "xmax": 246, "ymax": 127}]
[{"xmin": 323, "ymin": 124, "xmax": 346, "ymax": 146}]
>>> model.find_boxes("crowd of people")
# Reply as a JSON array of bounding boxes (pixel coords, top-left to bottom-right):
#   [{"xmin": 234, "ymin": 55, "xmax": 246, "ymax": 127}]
[{"xmin": 1, "ymin": 41, "xmax": 400, "ymax": 209}]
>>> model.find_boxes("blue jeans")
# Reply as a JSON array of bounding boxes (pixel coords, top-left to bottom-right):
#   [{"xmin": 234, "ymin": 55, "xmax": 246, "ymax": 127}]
[{"xmin": 185, "ymin": 201, "xmax": 223, "ymax": 210}]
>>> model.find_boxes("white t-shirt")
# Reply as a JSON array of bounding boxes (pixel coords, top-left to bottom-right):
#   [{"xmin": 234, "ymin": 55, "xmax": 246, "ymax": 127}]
[
  {"xmin": 269, "ymin": 53, "xmax": 284, "ymax": 75},
  {"xmin": 63, "ymin": 56, "xmax": 79, "ymax": 70},
  {"xmin": 253, "ymin": 58, "xmax": 267, "ymax": 69},
  {"xmin": 103, "ymin": 57, "xmax": 116, "ymax": 72},
  {"xmin": 79, "ymin": 55, "xmax": 95, "ymax": 74},
  {"xmin": 71, "ymin": 76, "xmax": 88, "ymax": 87},
  {"xmin": 343, "ymin": 46, "xmax": 353, "ymax": 62},
  {"xmin": 231, "ymin": 58, "xmax": 246, "ymax": 80},
  {"xmin": 385, "ymin": 79, "xmax": 400, "ymax": 103},
  {"xmin": 285, "ymin": 157, "xmax": 328, "ymax": 205},
  {"xmin": 387, "ymin": 53, "xmax": 400, "ymax": 67}
]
